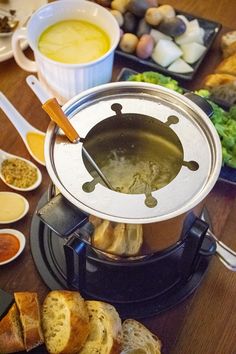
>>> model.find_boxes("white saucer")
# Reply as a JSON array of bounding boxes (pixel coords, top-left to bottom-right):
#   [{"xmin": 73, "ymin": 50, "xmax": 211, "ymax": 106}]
[{"xmin": 0, "ymin": 0, "xmax": 47, "ymax": 62}]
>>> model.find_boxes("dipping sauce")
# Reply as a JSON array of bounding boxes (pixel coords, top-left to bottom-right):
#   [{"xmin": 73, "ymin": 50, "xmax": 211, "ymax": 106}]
[
  {"xmin": 1, "ymin": 158, "xmax": 38, "ymax": 188},
  {"xmin": 0, "ymin": 192, "xmax": 28, "ymax": 223},
  {"xmin": 26, "ymin": 132, "xmax": 45, "ymax": 164},
  {"xmin": 0, "ymin": 233, "xmax": 20, "ymax": 262},
  {"xmin": 38, "ymin": 20, "xmax": 110, "ymax": 64}
]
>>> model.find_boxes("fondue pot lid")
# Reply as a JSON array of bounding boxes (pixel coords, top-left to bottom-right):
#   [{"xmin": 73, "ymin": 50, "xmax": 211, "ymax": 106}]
[{"xmin": 44, "ymin": 82, "xmax": 222, "ymax": 224}]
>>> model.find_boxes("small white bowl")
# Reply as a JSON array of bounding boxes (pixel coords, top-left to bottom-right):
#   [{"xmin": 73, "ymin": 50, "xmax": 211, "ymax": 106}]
[
  {"xmin": 0, "ymin": 192, "xmax": 29, "ymax": 224},
  {"xmin": 0, "ymin": 229, "xmax": 26, "ymax": 265}
]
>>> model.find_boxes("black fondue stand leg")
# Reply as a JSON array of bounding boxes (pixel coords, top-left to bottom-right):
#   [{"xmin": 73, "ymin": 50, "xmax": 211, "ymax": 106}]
[
  {"xmin": 180, "ymin": 218, "xmax": 209, "ymax": 281},
  {"xmin": 63, "ymin": 236, "xmax": 87, "ymax": 291}
]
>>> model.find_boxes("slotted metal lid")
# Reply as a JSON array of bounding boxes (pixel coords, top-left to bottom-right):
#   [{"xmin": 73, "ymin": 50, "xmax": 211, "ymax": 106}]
[{"xmin": 44, "ymin": 82, "xmax": 222, "ymax": 223}]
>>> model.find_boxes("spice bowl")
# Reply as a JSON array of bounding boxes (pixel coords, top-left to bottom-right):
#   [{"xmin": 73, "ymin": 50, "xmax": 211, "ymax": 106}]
[
  {"xmin": 0, "ymin": 229, "xmax": 26, "ymax": 266},
  {"xmin": 0, "ymin": 149, "xmax": 42, "ymax": 191}
]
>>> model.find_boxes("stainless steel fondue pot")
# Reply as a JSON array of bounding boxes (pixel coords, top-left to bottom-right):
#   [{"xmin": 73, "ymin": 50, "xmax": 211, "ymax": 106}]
[{"xmin": 36, "ymin": 81, "xmax": 236, "ymax": 271}]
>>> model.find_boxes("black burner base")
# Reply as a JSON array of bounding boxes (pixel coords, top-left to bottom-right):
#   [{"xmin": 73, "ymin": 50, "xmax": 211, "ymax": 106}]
[{"xmin": 30, "ymin": 192, "xmax": 214, "ymax": 319}]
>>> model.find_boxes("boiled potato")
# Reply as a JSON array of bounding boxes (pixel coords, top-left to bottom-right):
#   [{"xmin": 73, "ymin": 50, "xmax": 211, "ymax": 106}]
[
  {"xmin": 111, "ymin": 0, "xmax": 129, "ymax": 13},
  {"xmin": 119, "ymin": 32, "xmax": 139, "ymax": 53},
  {"xmin": 136, "ymin": 34, "xmax": 154, "ymax": 58},
  {"xmin": 127, "ymin": 0, "xmax": 153, "ymax": 17},
  {"xmin": 151, "ymin": 39, "xmax": 182, "ymax": 67},
  {"xmin": 136, "ymin": 18, "xmax": 151, "ymax": 37},
  {"xmin": 145, "ymin": 7, "xmax": 163, "ymax": 26},
  {"xmin": 156, "ymin": 4, "xmax": 175, "ymax": 19},
  {"xmin": 157, "ymin": 17, "xmax": 186, "ymax": 37},
  {"xmin": 110, "ymin": 9, "xmax": 124, "ymax": 26},
  {"xmin": 180, "ymin": 42, "xmax": 206, "ymax": 64},
  {"xmin": 123, "ymin": 11, "xmax": 138, "ymax": 33},
  {"xmin": 168, "ymin": 58, "xmax": 193, "ymax": 73}
]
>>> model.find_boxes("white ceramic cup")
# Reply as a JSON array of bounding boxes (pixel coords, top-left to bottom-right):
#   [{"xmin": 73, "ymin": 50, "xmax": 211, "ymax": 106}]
[{"xmin": 12, "ymin": 0, "xmax": 120, "ymax": 104}]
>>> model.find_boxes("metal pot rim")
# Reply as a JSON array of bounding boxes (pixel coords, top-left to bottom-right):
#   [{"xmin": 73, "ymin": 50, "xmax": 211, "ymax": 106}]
[{"xmin": 44, "ymin": 81, "xmax": 222, "ymax": 224}]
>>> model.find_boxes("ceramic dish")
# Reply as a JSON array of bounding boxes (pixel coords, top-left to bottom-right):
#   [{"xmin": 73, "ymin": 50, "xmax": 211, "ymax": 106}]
[
  {"xmin": 0, "ymin": 0, "xmax": 47, "ymax": 62},
  {"xmin": 117, "ymin": 67, "xmax": 236, "ymax": 185},
  {"xmin": 116, "ymin": 11, "xmax": 221, "ymax": 81},
  {"xmin": 0, "ymin": 192, "xmax": 29, "ymax": 224},
  {"xmin": 0, "ymin": 229, "xmax": 26, "ymax": 265}
]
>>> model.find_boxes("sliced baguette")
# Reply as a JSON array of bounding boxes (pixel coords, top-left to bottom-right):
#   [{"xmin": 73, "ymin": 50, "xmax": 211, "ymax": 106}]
[
  {"xmin": 215, "ymin": 53, "xmax": 236, "ymax": 76},
  {"xmin": 0, "ymin": 303, "xmax": 25, "ymax": 353},
  {"xmin": 14, "ymin": 292, "xmax": 44, "ymax": 352},
  {"xmin": 79, "ymin": 300, "xmax": 122, "ymax": 354},
  {"xmin": 42, "ymin": 290, "xmax": 90, "ymax": 354},
  {"xmin": 121, "ymin": 319, "xmax": 161, "ymax": 354}
]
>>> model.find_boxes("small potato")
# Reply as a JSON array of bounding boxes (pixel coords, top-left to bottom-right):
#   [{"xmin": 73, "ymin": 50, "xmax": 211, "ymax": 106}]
[
  {"xmin": 146, "ymin": 0, "xmax": 158, "ymax": 7},
  {"xmin": 145, "ymin": 8, "xmax": 163, "ymax": 26},
  {"xmin": 136, "ymin": 18, "xmax": 151, "ymax": 37},
  {"xmin": 110, "ymin": 9, "xmax": 124, "ymax": 27},
  {"xmin": 156, "ymin": 4, "xmax": 175, "ymax": 19},
  {"xmin": 119, "ymin": 33, "xmax": 139, "ymax": 53},
  {"xmin": 128, "ymin": 0, "xmax": 155, "ymax": 17},
  {"xmin": 136, "ymin": 34, "xmax": 154, "ymax": 59},
  {"xmin": 111, "ymin": 0, "xmax": 129, "ymax": 13},
  {"xmin": 123, "ymin": 11, "xmax": 138, "ymax": 33}
]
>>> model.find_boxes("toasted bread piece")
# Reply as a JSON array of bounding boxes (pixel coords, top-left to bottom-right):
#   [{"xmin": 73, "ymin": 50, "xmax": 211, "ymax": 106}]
[
  {"xmin": 204, "ymin": 73, "xmax": 236, "ymax": 88},
  {"xmin": 121, "ymin": 319, "xmax": 162, "ymax": 354},
  {"xmin": 92, "ymin": 220, "xmax": 115, "ymax": 250},
  {"xmin": 221, "ymin": 30, "xmax": 236, "ymax": 58},
  {"xmin": 79, "ymin": 301, "xmax": 122, "ymax": 354},
  {"xmin": 215, "ymin": 54, "xmax": 236, "ymax": 76},
  {"xmin": 42, "ymin": 290, "xmax": 90, "ymax": 354},
  {"xmin": 0, "ymin": 303, "xmax": 25, "ymax": 353},
  {"xmin": 14, "ymin": 292, "xmax": 44, "ymax": 352}
]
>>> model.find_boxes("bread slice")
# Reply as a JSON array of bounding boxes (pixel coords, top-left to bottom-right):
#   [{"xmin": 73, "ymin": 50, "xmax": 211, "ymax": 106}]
[
  {"xmin": 215, "ymin": 53, "xmax": 236, "ymax": 76},
  {"xmin": 221, "ymin": 30, "xmax": 236, "ymax": 57},
  {"xmin": 42, "ymin": 290, "xmax": 90, "ymax": 354},
  {"xmin": 14, "ymin": 292, "xmax": 44, "ymax": 352},
  {"xmin": 204, "ymin": 73, "xmax": 236, "ymax": 88},
  {"xmin": 79, "ymin": 301, "xmax": 122, "ymax": 354},
  {"xmin": 121, "ymin": 319, "xmax": 162, "ymax": 354},
  {"xmin": 0, "ymin": 303, "xmax": 25, "ymax": 353}
]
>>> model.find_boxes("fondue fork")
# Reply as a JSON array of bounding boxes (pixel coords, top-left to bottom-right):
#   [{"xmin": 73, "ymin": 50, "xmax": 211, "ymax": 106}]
[{"xmin": 26, "ymin": 75, "xmax": 114, "ymax": 190}]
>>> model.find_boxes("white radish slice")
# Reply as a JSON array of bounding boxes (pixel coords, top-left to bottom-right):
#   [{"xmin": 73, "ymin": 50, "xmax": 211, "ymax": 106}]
[
  {"xmin": 181, "ymin": 42, "xmax": 206, "ymax": 64},
  {"xmin": 168, "ymin": 58, "xmax": 194, "ymax": 73},
  {"xmin": 175, "ymin": 26, "xmax": 203, "ymax": 45},
  {"xmin": 150, "ymin": 29, "xmax": 172, "ymax": 43},
  {"xmin": 151, "ymin": 39, "xmax": 182, "ymax": 67},
  {"xmin": 176, "ymin": 15, "xmax": 189, "ymax": 25}
]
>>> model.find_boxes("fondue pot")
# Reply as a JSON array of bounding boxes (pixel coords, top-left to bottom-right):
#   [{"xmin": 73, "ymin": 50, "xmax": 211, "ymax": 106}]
[{"xmin": 34, "ymin": 82, "xmax": 236, "ymax": 316}]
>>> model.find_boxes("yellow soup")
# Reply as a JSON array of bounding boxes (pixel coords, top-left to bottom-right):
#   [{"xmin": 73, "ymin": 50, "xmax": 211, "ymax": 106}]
[
  {"xmin": 0, "ymin": 192, "xmax": 27, "ymax": 223},
  {"xmin": 38, "ymin": 20, "xmax": 110, "ymax": 64},
  {"xmin": 26, "ymin": 132, "xmax": 45, "ymax": 164}
]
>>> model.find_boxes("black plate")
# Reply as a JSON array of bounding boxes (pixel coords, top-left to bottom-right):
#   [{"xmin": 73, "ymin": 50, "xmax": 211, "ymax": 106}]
[
  {"xmin": 116, "ymin": 10, "xmax": 221, "ymax": 81},
  {"xmin": 116, "ymin": 67, "xmax": 236, "ymax": 185}
]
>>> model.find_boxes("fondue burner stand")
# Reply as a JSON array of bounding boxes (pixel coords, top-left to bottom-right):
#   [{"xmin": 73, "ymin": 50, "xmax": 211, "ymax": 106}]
[{"xmin": 30, "ymin": 191, "xmax": 216, "ymax": 319}]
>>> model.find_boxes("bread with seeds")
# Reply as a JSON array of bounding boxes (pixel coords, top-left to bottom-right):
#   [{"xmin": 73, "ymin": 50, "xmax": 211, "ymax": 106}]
[
  {"xmin": 79, "ymin": 300, "xmax": 122, "ymax": 354},
  {"xmin": 42, "ymin": 290, "xmax": 90, "ymax": 354}
]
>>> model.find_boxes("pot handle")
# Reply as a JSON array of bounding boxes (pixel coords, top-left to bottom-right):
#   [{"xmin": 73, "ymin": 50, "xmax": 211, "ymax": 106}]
[
  {"xmin": 183, "ymin": 92, "xmax": 213, "ymax": 118},
  {"xmin": 37, "ymin": 193, "xmax": 88, "ymax": 238},
  {"xmin": 207, "ymin": 229, "xmax": 236, "ymax": 271}
]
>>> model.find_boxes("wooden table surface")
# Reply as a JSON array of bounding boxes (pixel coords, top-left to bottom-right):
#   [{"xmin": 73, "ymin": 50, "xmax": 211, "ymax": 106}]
[{"xmin": 0, "ymin": 1, "xmax": 236, "ymax": 353}]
